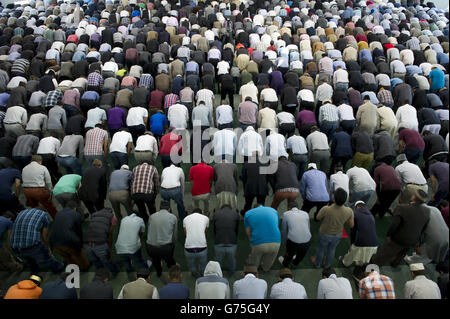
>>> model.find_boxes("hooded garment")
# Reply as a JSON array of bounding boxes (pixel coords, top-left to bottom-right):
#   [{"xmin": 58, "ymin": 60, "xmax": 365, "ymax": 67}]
[
  {"xmin": 4, "ymin": 280, "xmax": 42, "ymax": 299},
  {"xmin": 194, "ymin": 261, "xmax": 230, "ymax": 299}
]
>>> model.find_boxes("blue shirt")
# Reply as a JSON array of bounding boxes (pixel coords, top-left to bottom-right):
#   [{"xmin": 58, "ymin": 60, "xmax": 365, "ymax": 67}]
[
  {"xmin": 159, "ymin": 282, "xmax": 190, "ymax": 299},
  {"xmin": 429, "ymin": 68, "xmax": 445, "ymax": 91},
  {"xmin": 0, "ymin": 92, "xmax": 10, "ymax": 107},
  {"xmin": 185, "ymin": 61, "xmax": 199, "ymax": 74},
  {"xmin": 0, "ymin": 216, "xmax": 13, "ymax": 248},
  {"xmin": 0, "ymin": 168, "xmax": 22, "ymax": 200},
  {"xmin": 331, "ymin": 131, "xmax": 353, "ymax": 159},
  {"xmin": 150, "ymin": 112, "xmax": 168, "ymax": 136},
  {"xmin": 300, "ymin": 169, "xmax": 330, "ymax": 202},
  {"xmin": 81, "ymin": 91, "xmax": 100, "ymax": 101},
  {"xmin": 244, "ymin": 206, "xmax": 281, "ymax": 246},
  {"xmin": 10, "ymin": 209, "xmax": 50, "ymax": 249},
  {"xmin": 40, "ymin": 279, "xmax": 78, "ymax": 299}
]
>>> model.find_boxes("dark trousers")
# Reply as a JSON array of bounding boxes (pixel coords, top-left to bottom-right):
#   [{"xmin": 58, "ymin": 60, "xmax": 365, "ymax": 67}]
[
  {"xmin": 370, "ymin": 240, "xmax": 410, "ymax": 267},
  {"xmin": 299, "ymin": 123, "xmax": 315, "ymax": 138},
  {"xmin": 109, "ymin": 151, "xmax": 129, "ymax": 170},
  {"xmin": 279, "ymin": 123, "xmax": 296, "ymax": 137},
  {"xmin": 146, "ymin": 243, "xmax": 176, "ymax": 277},
  {"xmin": 118, "ymin": 249, "xmax": 148, "ymax": 272},
  {"xmin": 13, "ymin": 243, "xmax": 64, "ymax": 274},
  {"xmin": 242, "ymin": 195, "xmax": 266, "ymax": 216},
  {"xmin": 128, "ymin": 124, "xmax": 146, "ymax": 146},
  {"xmin": 282, "ymin": 239, "xmax": 311, "ymax": 267},
  {"xmin": 340, "ymin": 120, "xmax": 356, "ymax": 135},
  {"xmin": 0, "ymin": 196, "xmax": 25, "ymax": 216},
  {"xmin": 302, "ymin": 199, "xmax": 329, "ymax": 221},
  {"xmin": 13, "ymin": 156, "xmax": 31, "ymax": 171},
  {"xmin": 83, "ymin": 197, "xmax": 105, "ymax": 215},
  {"xmin": 371, "ymin": 189, "xmax": 400, "ymax": 218},
  {"xmin": 40, "ymin": 153, "xmax": 61, "ymax": 185},
  {"xmin": 131, "ymin": 193, "xmax": 156, "ymax": 224},
  {"xmin": 220, "ymin": 87, "xmax": 234, "ymax": 109},
  {"xmin": 161, "ymin": 154, "xmax": 173, "ymax": 169},
  {"xmin": 80, "ymin": 99, "xmax": 96, "ymax": 117},
  {"xmin": 218, "ymin": 122, "xmax": 233, "ymax": 130},
  {"xmin": 329, "ymin": 157, "xmax": 352, "ymax": 176}
]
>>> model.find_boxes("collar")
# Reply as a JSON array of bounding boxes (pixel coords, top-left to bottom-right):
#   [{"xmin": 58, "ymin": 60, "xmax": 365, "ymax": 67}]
[{"xmin": 245, "ymin": 274, "xmax": 256, "ymax": 279}]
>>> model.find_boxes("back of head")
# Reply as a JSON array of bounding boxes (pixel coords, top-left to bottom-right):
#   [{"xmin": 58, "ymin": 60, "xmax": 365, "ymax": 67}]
[
  {"xmin": 95, "ymin": 268, "xmax": 111, "ymax": 282},
  {"xmin": 168, "ymin": 264, "xmax": 183, "ymax": 281},
  {"xmin": 92, "ymin": 159, "xmax": 103, "ymax": 168},
  {"xmin": 334, "ymin": 188, "xmax": 348, "ymax": 206},
  {"xmin": 322, "ymin": 267, "xmax": 336, "ymax": 278}
]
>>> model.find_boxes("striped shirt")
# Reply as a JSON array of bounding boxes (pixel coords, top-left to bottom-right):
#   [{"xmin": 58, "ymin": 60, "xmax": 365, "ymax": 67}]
[
  {"xmin": 359, "ymin": 272, "xmax": 395, "ymax": 299},
  {"xmin": 139, "ymin": 74, "xmax": 153, "ymax": 89},
  {"xmin": 87, "ymin": 71, "xmax": 103, "ymax": 89},
  {"xmin": 318, "ymin": 103, "xmax": 339, "ymax": 124},
  {"xmin": 84, "ymin": 127, "xmax": 108, "ymax": 156},
  {"xmin": 10, "ymin": 209, "xmax": 50, "ymax": 249},
  {"xmin": 44, "ymin": 90, "xmax": 63, "ymax": 108},
  {"xmin": 131, "ymin": 163, "xmax": 160, "ymax": 195},
  {"xmin": 164, "ymin": 93, "xmax": 180, "ymax": 111},
  {"xmin": 11, "ymin": 58, "xmax": 29, "ymax": 75}
]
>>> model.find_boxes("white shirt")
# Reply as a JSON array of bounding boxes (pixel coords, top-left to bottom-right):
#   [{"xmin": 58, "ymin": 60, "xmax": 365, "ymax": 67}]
[
  {"xmin": 115, "ymin": 213, "xmax": 146, "ymax": 254},
  {"xmin": 217, "ymin": 61, "xmax": 230, "ymax": 75},
  {"xmin": 266, "ymin": 133, "xmax": 288, "ymax": 160},
  {"xmin": 85, "ymin": 107, "xmax": 107, "ymax": 128},
  {"xmin": 135, "ymin": 134, "xmax": 158, "ymax": 155},
  {"xmin": 306, "ymin": 131, "xmax": 329, "ymax": 152},
  {"xmin": 297, "ymin": 89, "xmax": 315, "ymax": 103},
  {"xmin": 4, "ymin": 105, "xmax": 27, "ymax": 125},
  {"xmin": 213, "ymin": 129, "xmax": 237, "ymax": 157},
  {"xmin": 270, "ymin": 278, "xmax": 308, "ymax": 299},
  {"xmin": 196, "ymin": 89, "xmax": 215, "ymax": 110},
  {"xmin": 346, "ymin": 166, "xmax": 376, "ymax": 192},
  {"xmin": 317, "ymin": 274, "xmax": 353, "ymax": 299},
  {"xmin": 329, "ymin": 171, "xmax": 350, "ymax": 197},
  {"xmin": 109, "ymin": 131, "xmax": 133, "ymax": 153},
  {"xmin": 238, "ymin": 127, "xmax": 264, "ymax": 156},
  {"xmin": 37, "ymin": 136, "xmax": 61, "ymax": 155},
  {"xmin": 286, "ymin": 135, "xmax": 308, "ymax": 154},
  {"xmin": 168, "ymin": 103, "xmax": 189, "ymax": 129},
  {"xmin": 260, "ymin": 87, "xmax": 278, "ymax": 102},
  {"xmin": 183, "ymin": 213, "xmax": 209, "ymax": 249},
  {"xmin": 216, "ymin": 104, "xmax": 233, "ymax": 125},
  {"xmin": 161, "ymin": 164, "xmax": 185, "ymax": 193},
  {"xmin": 126, "ymin": 107, "xmax": 148, "ymax": 126},
  {"xmin": 103, "ymin": 61, "xmax": 119, "ymax": 73},
  {"xmin": 396, "ymin": 104, "xmax": 419, "ymax": 131},
  {"xmin": 239, "ymin": 82, "xmax": 259, "ymax": 104},
  {"xmin": 395, "ymin": 161, "xmax": 427, "ymax": 185},
  {"xmin": 277, "ymin": 112, "xmax": 295, "ymax": 125},
  {"xmin": 337, "ymin": 104, "xmax": 355, "ymax": 121},
  {"xmin": 404, "ymin": 275, "xmax": 441, "ymax": 299}
]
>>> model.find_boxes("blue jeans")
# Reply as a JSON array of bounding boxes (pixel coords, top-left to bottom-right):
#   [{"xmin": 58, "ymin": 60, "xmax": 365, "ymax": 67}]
[
  {"xmin": 109, "ymin": 151, "xmax": 128, "ymax": 170},
  {"xmin": 404, "ymin": 148, "xmax": 423, "ymax": 164},
  {"xmin": 351, "ymin": 190, "xmax": 375, "ymax": 208},
  {"xmin": 13, "ymin": 243, "xmax": 64, "ymax": 274},
  {"xmin": 215, "ymin": 244, "xmax": 237, "ymax": 274},
  {"xmin": 315, "ymin": 233, "xmax": 342, "ymax": 268},
  {"xmin": 320, "ymin": 121, "xmax": 339, "ymax": 141},
  {"xmin": 83, "ymin": 243, "xmax": 119, "ymax": 274},
  {"xmin": 184, "ymin": 248, "xmax": 208, "ymax": 277},
  {"xmin": 57, "ymin": 156, "xmax": 83, "ymax": 175},
  {"xmin": 118, "ymin": 249, "xmax": 148, "ymax": 272},
  {"xmin": 160, "ymin": 187, "xmax": 186, "ymax": 220}
]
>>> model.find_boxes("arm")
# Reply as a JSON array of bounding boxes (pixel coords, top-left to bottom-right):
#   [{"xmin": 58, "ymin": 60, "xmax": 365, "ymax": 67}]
[
  {"xmin": 14, "ymin": 178, "xmax": 21, "ymax": 198},
  {"xmin": 126, "ymin": 141, "xmax": 132, "ymax": 155},
  {"xmin": 430, "ymin": 174, "xmax": 438, "ymax": 196},
  {"xmin": 42, "ymin": 227, "xmax": 50, "ymax": 246},
  {"xmin": 245, "ymin": 226, "xmax": 252, "ymax": 241},
  {"xmin": 103, "ymin": 135, "xmax": 109, "ymax": 155}
]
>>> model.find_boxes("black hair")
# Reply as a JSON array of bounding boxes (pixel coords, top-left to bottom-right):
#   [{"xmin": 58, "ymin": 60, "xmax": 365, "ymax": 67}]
[
  {"xmin": 191, "ymin": 208, "xmax": 203, "ymax": 214},
  {"xmin": 436, "ymin": 261, "xmax": 449, "ymax": 274},
  {"xmin": 95, "ymin": 267, "xmax": 111, "ymax": 281},
  {"xmin": 136, "ymin": 268, "xmax": 150, "ymax": 279},
  {"xmin": 280, "ymin": 273, "xmax": 293, "ymax": 279},
  {"xmin": 334, "ymin": 188, "xmax": 348, "ymax": 206},
  {"xmin": 322, "ymin": 267, "xmax": 336, "ymax": 278}
]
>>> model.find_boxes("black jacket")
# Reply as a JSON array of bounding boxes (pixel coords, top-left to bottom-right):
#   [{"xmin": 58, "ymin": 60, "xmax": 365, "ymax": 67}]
[{"xmin": 80, "ymin": 278, "xmax": 113, "ymax": 299}]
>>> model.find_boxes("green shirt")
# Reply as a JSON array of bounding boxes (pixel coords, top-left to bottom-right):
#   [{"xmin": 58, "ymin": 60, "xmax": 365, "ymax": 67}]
[{"xmin": 53, "ymin": 174, "xmax": 82, "ymax": 196}]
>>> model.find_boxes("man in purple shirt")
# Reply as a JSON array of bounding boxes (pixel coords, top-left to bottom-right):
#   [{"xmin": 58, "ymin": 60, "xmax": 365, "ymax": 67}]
[
  {"xmin": 398, "ymin": 127, "xmax": 425, "ymax": 164},
  {"xmin": 297, "ymin": 108, "xmax": 317, "ymax": 138},
  {"xmin": 428, "ymin": 160, "xmax": 449, "ymax": 207},
  {"xmin": 372, "ymin": 163, "xmax": 402, "ymax": 218},
  {"xmin": 108, "ymin": 106, "xmax": 127, "ymax": 137}
]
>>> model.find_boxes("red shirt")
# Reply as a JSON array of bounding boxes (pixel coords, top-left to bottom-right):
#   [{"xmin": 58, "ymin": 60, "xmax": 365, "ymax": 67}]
[
  {"xmin": 399, "ymin": 128, "xmax": 425, "ymax": 150},
  {"xmin": 189, "ymin": 162, "xmax": 213, "ymax": 196},
  {"xmin": 149, "ymin": 90, "xmax": 164, "ymax": 108},
  {"xmin": 159, "ymin": 132, "xmax": 182, "ymax": 155}
]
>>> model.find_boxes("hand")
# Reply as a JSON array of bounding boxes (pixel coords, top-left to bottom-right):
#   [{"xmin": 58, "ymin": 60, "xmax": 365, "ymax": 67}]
[{"xmin": 415, "ymin": 246, "xmax": 421, "ymax": 255}]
